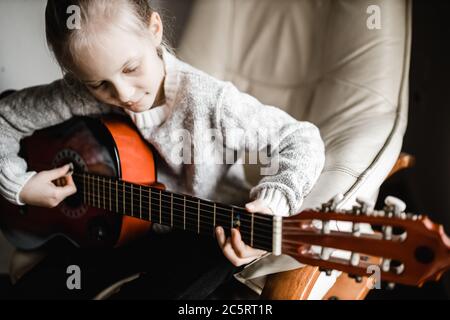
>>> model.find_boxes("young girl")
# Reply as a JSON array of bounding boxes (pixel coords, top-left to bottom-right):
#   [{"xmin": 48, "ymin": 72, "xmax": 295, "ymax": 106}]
[{"xmin": 0, "ymin": 0, "xmax": 325, "ymax": 299}]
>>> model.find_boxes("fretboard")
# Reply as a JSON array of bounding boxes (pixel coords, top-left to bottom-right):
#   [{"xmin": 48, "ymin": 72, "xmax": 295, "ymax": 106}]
[{"xmin": 72, "ymin": 173, "xmax": 274, "ymax": 252}]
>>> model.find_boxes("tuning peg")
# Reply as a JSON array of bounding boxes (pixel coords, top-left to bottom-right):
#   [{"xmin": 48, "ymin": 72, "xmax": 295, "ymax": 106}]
[
  {"xmin": 384, "ymin": 282, "xmax": 396, "ymax": 290},
  {"xmin": 355, "ymin": 197, "xmax": 375, "ymax": 215},
  {"xmin": 384, "ymin": 196, "xmax": 406, "ymax": 216},
  {"xmin": 321, "ymin": 220, "xmax": 331, "ymax": 234},
  {"xmin": 381, "ymin": 258, "xmax": 391, "ymax": 272},
  {"xmin": 382, "ymin": 225, "xmax": 393, "ymax": 240},
  {"xmin": 319, "ymin": 267, "xmax": 333, "ymax": 276},
  {"xmin": 350, "ymin": 252, "xmax": 360, "ymax": 266},
  {"xmin": 320, "ymin": 247, "xmax": 333, "ymax": 260},
  {"xmin": 331, "ymin": 194, "xmax": 344, "ymax": 210},
  {"xmin": 391, "ymin": 263, "xmax": 405, "ymax": 275},
  {"xmin": 348, "ymin": 274, "xmax": 363, "ymax": 283},
  {"xmin": 352, "ymin": 222, "xmax": 361, "ymax": 237},
  {"xmin": 321, "ymin": 194, "xmax": 344, "ymax": 212}
]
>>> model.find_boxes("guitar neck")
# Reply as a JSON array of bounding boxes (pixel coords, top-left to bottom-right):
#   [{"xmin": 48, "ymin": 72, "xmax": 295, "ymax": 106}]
[{"xmin": 72, "ymin": 173, "xmax": 275, "ymax": 252}]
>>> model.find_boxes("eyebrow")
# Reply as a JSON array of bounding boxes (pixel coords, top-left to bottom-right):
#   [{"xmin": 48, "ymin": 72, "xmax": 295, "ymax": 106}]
[{"xmin": 82, "ymin": 58, "xmax": 138, "ymax": 84}]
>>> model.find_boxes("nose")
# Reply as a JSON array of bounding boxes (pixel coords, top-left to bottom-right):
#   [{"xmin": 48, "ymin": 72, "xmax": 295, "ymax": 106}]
[{"xmin": 113, "ymin": 79, "xmax": 135, "ymax": 105}]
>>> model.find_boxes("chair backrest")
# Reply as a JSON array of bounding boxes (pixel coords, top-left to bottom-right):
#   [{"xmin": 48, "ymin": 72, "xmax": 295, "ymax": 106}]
[{"xmin": 178, "ymin": 0, "xmax": 412, "ymax": 211}]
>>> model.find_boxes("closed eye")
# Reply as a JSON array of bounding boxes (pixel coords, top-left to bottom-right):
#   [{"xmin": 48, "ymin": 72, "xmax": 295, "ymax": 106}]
[
  {"xmin": 123, "ymin": 65, "xmax": 139, "ymax": 74},
  {"xmin": 89, "ymin": 81, "xmax": 106, "ymax": 90}
]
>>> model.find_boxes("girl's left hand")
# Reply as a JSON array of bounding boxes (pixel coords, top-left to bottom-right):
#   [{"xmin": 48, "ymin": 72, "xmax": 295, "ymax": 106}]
[{"xmin": 215, "ymin": 199, "xmax": 270, "ymax": 267}]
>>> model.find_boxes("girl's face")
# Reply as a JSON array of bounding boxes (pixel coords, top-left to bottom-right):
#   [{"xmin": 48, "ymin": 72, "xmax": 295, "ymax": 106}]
[{"xmin": 73, "ymin": 12, "xmax": 165, "ymax": 113}]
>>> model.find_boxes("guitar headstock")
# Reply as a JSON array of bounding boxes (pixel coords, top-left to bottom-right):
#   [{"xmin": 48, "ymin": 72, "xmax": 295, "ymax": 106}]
[{"xmin": 282, "ymin": 196, "xmax": 450, "ymax": 287}]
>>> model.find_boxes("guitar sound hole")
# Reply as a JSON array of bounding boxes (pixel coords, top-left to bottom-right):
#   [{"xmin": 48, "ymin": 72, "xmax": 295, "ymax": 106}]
[
  {"xmin": 63, "ymin": 161, "xmax": 85, "ymax": 209},
  {"xmin": 52, "ymin": 149, "xmax": 89, "ymax": 218},
  {"xmin": 64, "ymin": 190, "xmax": 83, "ymax": 208}
]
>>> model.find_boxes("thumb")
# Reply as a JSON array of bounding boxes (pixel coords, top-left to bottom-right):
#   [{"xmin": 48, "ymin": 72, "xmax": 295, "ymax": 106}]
[
  {"xmin": 245, "ymin": 199, "xmax": 273, "ymax": 215},
  {"xmin": 46, "ymin": 163, "xmax": 73, "ymax": 180}
]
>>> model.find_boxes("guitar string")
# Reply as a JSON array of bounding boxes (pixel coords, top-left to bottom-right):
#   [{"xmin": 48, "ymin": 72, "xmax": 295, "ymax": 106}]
[
  {"xmin": 73, "ymin": 175, "xmax": 275, "ymax": 242},
  {"xmin": 74, "ymin": 174, "xmax": 274, "ymax": 223},
  {"xmin": 72, "ymin": 174, "xmax": 274, "ymax": 223},
  {"xmin": 79, "ymin": 193, "xmax": 274, "ymax": 239}
]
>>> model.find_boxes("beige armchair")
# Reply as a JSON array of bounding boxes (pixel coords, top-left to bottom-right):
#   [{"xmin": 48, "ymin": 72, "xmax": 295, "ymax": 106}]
[{"xmin": 177, "ymin": 0, "xmax": 411, "ymax": 299}]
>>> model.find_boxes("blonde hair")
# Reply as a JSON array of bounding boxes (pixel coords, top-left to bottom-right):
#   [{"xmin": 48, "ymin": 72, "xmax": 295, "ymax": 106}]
[{"xmin": 45, "ymin": 0, "xmax": 170, "ymax": 76}]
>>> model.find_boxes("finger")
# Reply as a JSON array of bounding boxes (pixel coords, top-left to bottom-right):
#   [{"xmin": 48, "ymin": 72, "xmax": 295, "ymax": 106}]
[
  {"xmin": 245, "ymin": 199, "xmax": 273, "ymax": 215},
  {"xmin": 54, "ymin": 178, "xmax": 62, "ymax": 187},
  {"xmin": 230, "ymin": 228, "xmax": 248, "ymax": 258},
  {"xmin": 45, "ymin": 163, "xmax": 73, "ymax": 180},
  {"xmin": 65, "ymin": 174, "xmax": 76, "ymax": 186},
  {"xmin": 222, "ymin": 238, "xmax": 261, "ymax": 266},
  {"xmin": 55, "ymin": 183, "xmax": 77, "ymax": 200},
  {"xmin": 215, "ymin": 226, "xmax": 226, "ymax": 248},
  {"xmin": 230, "ymin": 228, "xmax": 267, "ymax": 259}
]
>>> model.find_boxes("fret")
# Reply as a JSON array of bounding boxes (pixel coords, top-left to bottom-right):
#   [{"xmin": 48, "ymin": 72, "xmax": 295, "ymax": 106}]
[
  {"xmin": 90, "ymin": 174, "xmax": 93, "ymax": 206},
  {"xmin": 139, "ymin": 186, "xmax": 142, "ymax": 220},
  {"xmin": 170, "ymin": 193, "xmax": 187, "ymax": 232},
  {"xmin": 109, "ymin": 179, "xmax": 111, "ymax": 211},
  {"xmin": 251, "ymin": 212, "xmax": 254, "ymax": 247},
  {"xmin": 102, "ymin": 177, "xmax": 105, "ymax": 209},
  {"xmin": 252, "ymin": 214, "xmax": 273, "ymax": 251},
  {"xmin": 149, "ymin": 187, "xmax": 152, "ymax": 222},
  {"xmin": 83, "ymin": 174, "xmax": 86, "ymax": 205},
  {"xmin": 123, "ymin": 182, "xmax": 126, "ymax": 214},
  {"xmin": 231, "ymin": 207, "xmax": 234, "ymax": 230},
  {"xmin": 238, "ymin": 210, "xmax": 251, "ymax": 245},
  {"xmin": 90, "ymin": 175, "xmax": 93, "ymax": 207},
  {"xmin": 159, "ymin": 189, "xmax": 162, "ymax": 224},
  {"xmin": 88, "ymin": 174, "xmax": 91, "ymax": 206},
  {"xmin": 131, "ymin": 184, "xmax": 134, "ymax": 217},
  {"xmin": 197, "ymin": 199, "xmax": 200, "ymax": 234},
  {"xmin": 97, "ymin": 176, "xmax": 100, "ymax": 208},
  {"xmin": 170, "ymin": 193, "xmax": 173, "ymax": 227},
  {"xmin": 213, "ymin": 203, "xmax": 216, "ymax": 236},
  {"xmin": 214, "ymin": 204, "xmax": 231, "ymax": 236},
  {"xmin": 183, "ymin": 196, "xmax": 186, "ymax": 230},
  {"xmin": 91, "ymin": 175, "xmax": 94, "ymax": 207},
  {"xmin": 98, "ymin": 177, "xmax": 100, "ymax": 209},
  {"xmin": 115, "ymin": 180, "xmax": 118, "ymax": 213}
]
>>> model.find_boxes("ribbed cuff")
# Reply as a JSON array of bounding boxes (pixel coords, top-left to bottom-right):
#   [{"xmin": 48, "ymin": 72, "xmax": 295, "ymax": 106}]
[
  {"xmin": 0, "ymin": 166, "xmax": 37, "ymax": 206},
  {"xmin": 253, "ymin": 188, "xmax": 290, "ymax": 217},
  {"xmin": 15, "ymin": 172, "xmax": 37, "ymax": 205}
]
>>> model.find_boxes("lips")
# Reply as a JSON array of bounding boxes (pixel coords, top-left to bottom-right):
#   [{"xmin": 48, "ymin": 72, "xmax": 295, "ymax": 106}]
[{"xmin": 124, "ymin": 96, "xmax": 145, "ymax": 109}]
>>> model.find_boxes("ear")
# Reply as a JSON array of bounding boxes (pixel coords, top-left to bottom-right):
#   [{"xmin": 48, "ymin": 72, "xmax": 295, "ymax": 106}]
[{"xmin": 148, "ymin": 12, "xmax": 163, "ymax": 46}]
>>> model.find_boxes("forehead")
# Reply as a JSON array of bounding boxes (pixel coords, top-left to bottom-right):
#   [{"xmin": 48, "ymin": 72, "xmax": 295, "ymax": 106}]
[{"xmin": 71, "ymin": 23, "xmax": 147, "ymax": 80}]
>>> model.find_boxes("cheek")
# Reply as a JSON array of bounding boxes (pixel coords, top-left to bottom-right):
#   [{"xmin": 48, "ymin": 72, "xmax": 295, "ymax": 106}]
[
  {"xmin": 140, "ymin": 56, "xmax": 164, "ymax": 90},
  {"xmin": 88, "ymin": 89, "xmax": 110, "ymax": 103}
]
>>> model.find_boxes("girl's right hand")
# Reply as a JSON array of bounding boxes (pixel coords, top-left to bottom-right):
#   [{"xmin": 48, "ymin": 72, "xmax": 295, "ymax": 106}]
[{"xmin": 19, "ymin": 163, "xmax": 77, "ymax": 208}]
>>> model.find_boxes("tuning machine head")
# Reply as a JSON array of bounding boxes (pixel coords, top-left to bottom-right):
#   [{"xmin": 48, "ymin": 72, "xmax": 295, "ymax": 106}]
[
  {"xmin": 384, "ymin": 196, "xmax": 406, "ymax": 217},
  {"xmin": 348, "ymin": 273, "xmax": 363, "ymax": 283},
  {"xmin": 353, "ymin": 197, "xmax": 375, "ymax": 215},
  {"xmin": 321, "ymin": 194, "xmax": 344, "ymax": 212}
]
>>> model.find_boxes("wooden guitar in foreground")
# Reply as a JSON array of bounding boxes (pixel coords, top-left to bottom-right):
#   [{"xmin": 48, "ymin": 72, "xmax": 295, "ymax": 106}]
[{"xmin": 0, "ymin": 116, "xmax": 449, "ymax": 289}]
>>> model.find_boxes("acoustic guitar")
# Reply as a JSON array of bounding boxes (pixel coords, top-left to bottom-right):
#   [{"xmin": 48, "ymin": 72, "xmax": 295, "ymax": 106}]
[{"xmin": 0, "ymin": 115, "xmax": 448, "ymax": 288}]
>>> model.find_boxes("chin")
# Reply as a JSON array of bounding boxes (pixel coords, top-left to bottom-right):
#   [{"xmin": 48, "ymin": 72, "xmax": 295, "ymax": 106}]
[{"xmin": 127, "ymin": 106, "xmax": 148, "ymax": 113}]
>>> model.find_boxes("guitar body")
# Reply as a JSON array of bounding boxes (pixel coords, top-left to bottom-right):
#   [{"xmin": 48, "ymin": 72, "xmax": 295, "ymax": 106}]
[{"xmin": 0, "ymin": 116, "xmax": 155, "ymax": 249}]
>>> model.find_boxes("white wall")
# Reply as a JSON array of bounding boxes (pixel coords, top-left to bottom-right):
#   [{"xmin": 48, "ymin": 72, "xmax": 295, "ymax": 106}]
[
  {"xmin": 0, "ymin": 0, "xmax": 62, "ymax": 92},
  {"xmin": 0, "ymin": 0, "xmax": 62, "ymax": 274}
]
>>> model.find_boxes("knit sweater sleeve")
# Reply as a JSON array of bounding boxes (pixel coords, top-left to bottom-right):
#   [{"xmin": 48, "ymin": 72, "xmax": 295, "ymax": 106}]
[
  {"xmin": 0, "ymin": 76, "xmax": 112, "ymax": 205},
  {"xmin": 217, "ymin": 82, "xmax": 325, "ymax": 216}
]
